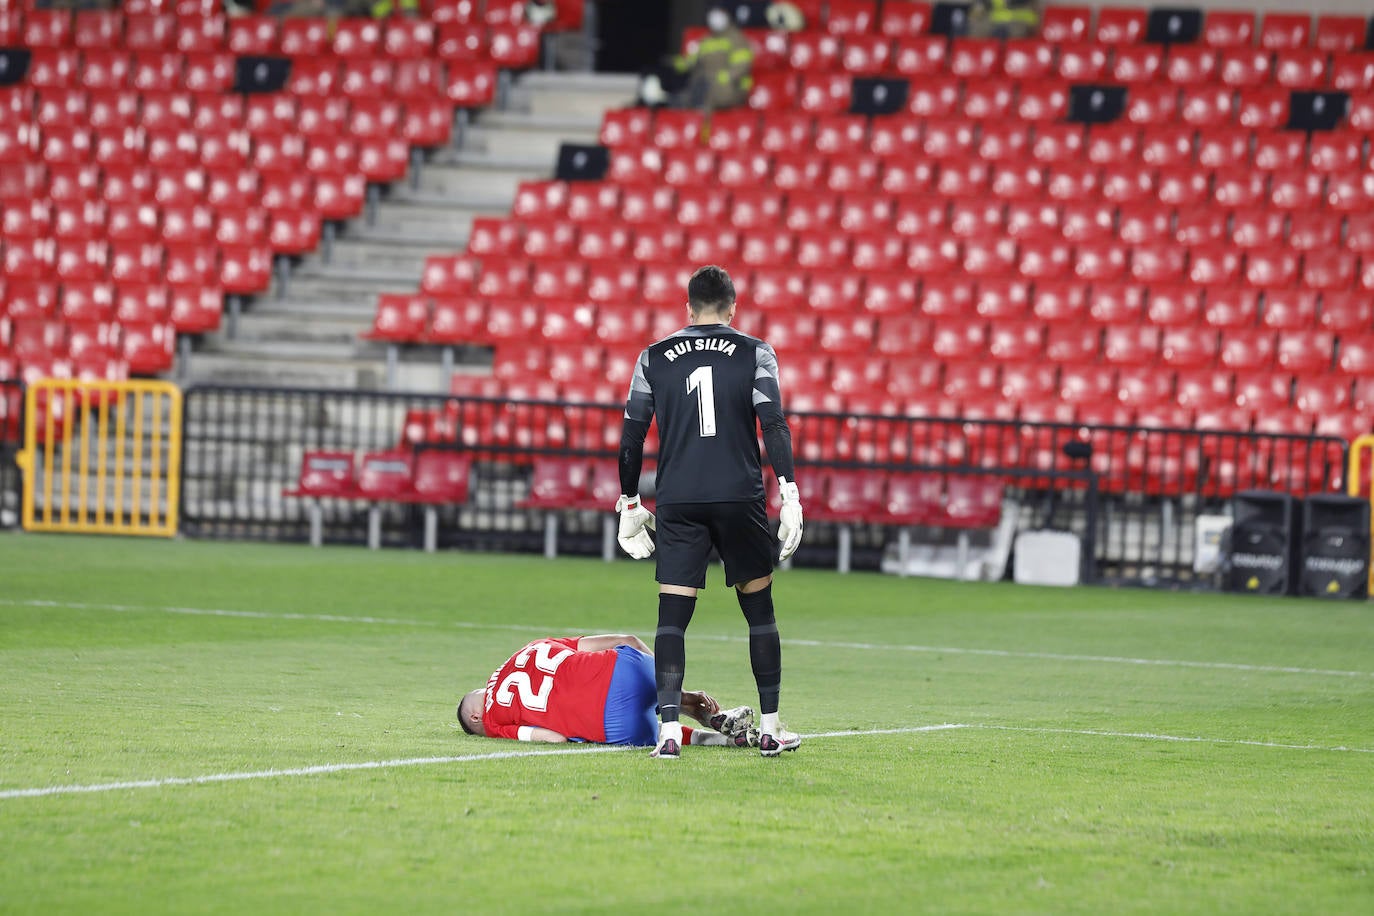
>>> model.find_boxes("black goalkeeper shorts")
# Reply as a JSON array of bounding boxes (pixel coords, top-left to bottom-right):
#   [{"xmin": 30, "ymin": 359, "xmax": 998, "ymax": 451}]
[{"xmin": 655, "ymin": 500, "xmax": 774, "ymax": 589}]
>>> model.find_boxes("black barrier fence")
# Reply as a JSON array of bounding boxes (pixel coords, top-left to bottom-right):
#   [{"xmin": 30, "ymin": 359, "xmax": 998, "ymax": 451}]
[
  {"xmin": 180, "ymin": 384, "xmax": 1350, "ymax": 586},
  {"xmin": 0, "ymin": 379, "xmax": 23, "ymax": 529}
]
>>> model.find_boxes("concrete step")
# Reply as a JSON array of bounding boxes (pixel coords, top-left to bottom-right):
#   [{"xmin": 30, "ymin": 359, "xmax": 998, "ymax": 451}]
[
  {"xmin": 298, "ymin": 242, "xmax": 431, "ymax": 277},
  {"xmin": 476, "ymin": 108, "xmax": 605, "ymax": 134},
  {"xmin": 210, "ymin": 313, "xmax": 367, "ymax": 347},
  {"xmin": 248, "ymin": 299, "xmax": 383, "ymax": 322},
  {"xmin": 392, "ymin": 164, "xmax": 543, "ymax": 208},
  {"xmin": 183, "ymin": 350, "xmax": 384, "ymax": 391},
  {"xmin": 514, "ymin": 71, "xmax": 638, "ymax": 119},
  {"xmin": 288, "ymin": 261, "xmax": 421, "ymax": 287},
  {"xmin": 463, "ymin": 122, "xmax": 599, "ymax": 161}
]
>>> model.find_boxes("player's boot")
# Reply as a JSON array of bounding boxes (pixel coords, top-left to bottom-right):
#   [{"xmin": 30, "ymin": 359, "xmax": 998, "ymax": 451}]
[
  {"xmin": 758, "ymin": 725, "xmax": 801, "ymax": 757},
  {"xmin": 728, "ymin": 727, "xmax": 759, "ymax": 749},
  {"xmin": 708, "ymin": 705, "xmax": 754, "ymax": 742},
  {"xmin": 650, "ymin": 736, "xmax": 681, "ymax": 759}
]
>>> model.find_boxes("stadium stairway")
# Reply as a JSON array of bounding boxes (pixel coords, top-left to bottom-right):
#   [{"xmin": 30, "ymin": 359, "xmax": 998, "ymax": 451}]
[{"xmin": 182, "ymin": 70, "xmax": 636, "ymax": 391}]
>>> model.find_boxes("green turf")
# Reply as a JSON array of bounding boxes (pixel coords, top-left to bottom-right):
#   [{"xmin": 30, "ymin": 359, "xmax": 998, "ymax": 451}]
[{"xmin": 1, "ymin": 532, "xmax": 1371, "ymax": 914}]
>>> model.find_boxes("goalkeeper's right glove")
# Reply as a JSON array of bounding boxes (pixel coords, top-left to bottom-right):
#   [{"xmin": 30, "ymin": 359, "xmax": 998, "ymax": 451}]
[
  {"xmin": 777, "ymin": 477, "xmax": 804, "ymax": 562},
  {"xmin": 615, "ymin": 494, "xmax": 656, "ymax": 559}
]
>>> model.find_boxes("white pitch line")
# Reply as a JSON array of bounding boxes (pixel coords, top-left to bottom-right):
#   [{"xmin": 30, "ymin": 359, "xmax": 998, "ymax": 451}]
[
  {"xmin": 4, "ymin": 598, "xmax": 1372, "ymax": 680},
  {"xmin": 3, "ymin": 722, "xmax": 1371, "ymax": 802}
]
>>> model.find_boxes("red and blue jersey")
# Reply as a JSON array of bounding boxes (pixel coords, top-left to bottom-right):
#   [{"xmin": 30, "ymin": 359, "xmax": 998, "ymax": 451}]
[{"xmin": 480, "ymin": 637, "xmax": 618, "ymax": 742}]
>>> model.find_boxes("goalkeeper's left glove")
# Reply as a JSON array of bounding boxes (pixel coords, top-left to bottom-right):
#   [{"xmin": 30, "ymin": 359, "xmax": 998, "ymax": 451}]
[
  {"xmin": 615, "ymin": 494, "xmax": 656, "ymax": 559},
  {"xmin": 777, "ymin": 477, "xmax": 804, "ymax": 562}
]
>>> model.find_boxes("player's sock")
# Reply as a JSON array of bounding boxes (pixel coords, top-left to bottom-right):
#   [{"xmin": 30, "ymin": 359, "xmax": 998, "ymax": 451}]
[
  {"xmin": 654, "ymin": 593, "xmax": 696, "ymax": 724},
  {"xmin": 737, "ymin": 585, "xmax": 781, "ymax": 716},
  {"xmin": 658, "ymin": 720, "xmax": 683, "ymax": 745},
  {"xmin": 761, "ymin": 712, "xmax": 781, "ymax": 735},
  {"xmin": 686, "ymin": 726, "xmax": 726, "ymax": 746}
]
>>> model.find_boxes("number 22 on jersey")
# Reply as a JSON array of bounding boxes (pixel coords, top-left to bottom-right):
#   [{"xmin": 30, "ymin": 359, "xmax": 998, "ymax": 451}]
[
  {"xmin": 686, "ymin": 365, "xmax": 717, "ymax": 438},
  {"xmin": 495, "ymin": 642, "xmax": 574, "ymax": 712}
]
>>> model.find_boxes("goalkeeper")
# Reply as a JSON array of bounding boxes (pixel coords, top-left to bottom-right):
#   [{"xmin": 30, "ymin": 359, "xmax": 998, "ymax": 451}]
[{"xmin": 615, "ymin": 265, "xmax": 804, "ymax": 760}]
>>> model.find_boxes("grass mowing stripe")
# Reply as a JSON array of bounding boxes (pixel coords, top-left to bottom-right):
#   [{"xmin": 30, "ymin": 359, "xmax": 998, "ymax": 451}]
[
  {"xmin": 5, "ymin": 723, "xmax": 1370, "ymax": 803},
  {"xmin": 7, "ymin": 597, "xmax": 1372, "ymax": 681}
]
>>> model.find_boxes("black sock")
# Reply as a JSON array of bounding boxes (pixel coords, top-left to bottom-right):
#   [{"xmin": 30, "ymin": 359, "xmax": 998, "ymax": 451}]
[
  {"xmin": 737, "ymin": 584, "xmax": 781, "ymax": 715},
  {"xmin": 654, "ymin": 593, "xmax": 696, "ymax": 723}
]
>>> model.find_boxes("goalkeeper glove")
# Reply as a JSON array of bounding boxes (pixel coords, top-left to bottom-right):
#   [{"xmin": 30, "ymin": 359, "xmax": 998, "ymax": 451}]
[
  {"xmin": 777, "ymin": 477, "xmax": 804, "ymax": 562},
  {"xmin": 615, "ymin": 494, "xmax": 656, "ymax": 559}
]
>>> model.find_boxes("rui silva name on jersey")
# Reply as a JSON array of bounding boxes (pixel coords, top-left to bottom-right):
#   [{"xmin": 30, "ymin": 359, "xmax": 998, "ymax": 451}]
[{"xmin": 662, "ymin": 338, "xmax": 739, "ymax": 361}]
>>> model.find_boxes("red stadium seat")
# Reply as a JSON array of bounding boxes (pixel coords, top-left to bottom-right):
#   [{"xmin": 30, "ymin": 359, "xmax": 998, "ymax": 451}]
[
  {"xmin": 1268, "ymin": 169, "xmax": 1324, "ymax": 211},
  {"xmin": 1004, "ymin": 200, "xmax": 1060, "ymax": 241},
  {"xmin": 1017, "ymin": 80, "xmax": 1070, "ymax": 122},
  {"xmin": 949, "ymin": 39, "xmax": 1001, "ymax": 79},
  {"xmin": 1336, "ymin": 336, "xmax": 1374, "ymax": 376},
  {"xmin": 182, "ymin": 53, "xmax": 234, "ymax": 92},
  {"xmin": 226, "ymin": 16, "xmax": 277, "ymax": 54},
  {"xmin": 1219, "ymin": 48, "xmax": 1272, "ymax": 87},
  {"xmin": 840, "ymin": 33, "xmax": 890, "ymax": 74},
  {"xmin": 1309, "ymin": 132, "xmax": 1364, "ymax": 173},
  {"xmin": 119, "ymin": 320, "xmax": 174, "ymax": 374},
  {"xmin": 1102, "ymin": 324, "xmax": 1161, "ymax": 367},
  {"xmin": 1112, "ymin": 44, "xmax": 1164, "ymax": 83},
  {"xmin": 426, "ymin": 296, "xmax": 484, "ymax": 346},
  {"xmin": 808, "ymin": 270, "xmax": 864, "ymax": 312},
  {"xmin": 1302, "ymin": 251, "xmax": 1357, "ymax": 291},
  {"xmin": 1318, "ymin": 291, "xmax": 1372, "ymax": 333},
  {"xmin": 1179, "ymin": 86, "xmax": 1236, "ymax": 128},
  {"xmin": 1213, "ymin": 170, "xmax": 1268, "ymax": 210},
  {"xmin": 1096, "ymin": 7, "xmax": 1148, "ymax": 44},
  {"xmin": 218, "ymin": 243, "xmax": 270, "ymax": 295},
  {"xmin": 1243, "ymin": 247, "xmax": 1300, "ymax": 289},
  {"xmin": 1259, "ymin": 13, "xmax": 1311, "ymax": 51},
  {"xmin": 1203, "ymin": 10, "xmax": 1254, "ymax": 49},
  {"xmin": 1045, "ymin": 323, "xmax": 1100, "ymax": 364},
  {"xmin": 1275, "ymin": 330, "xmax": 1335, "ymax": 374},
  {"xmin": 798, "ymin": 72, "xmax": 853, "ymax": 114},
  {"xmin": 1166, "ymin": 45, "xmax": 1219, "ymax": 85},
  {"xmin": 598, "ymin": 108, "xmax": 651, "ymax": 148},
  {"xmin": 880, "ymin": 1, "xmax": 932, "ymax": 37},
  {"xmin": 1219, "ymin": 330, "xmax": 1278, "ymax": 373},
  {"xmin": 1002, "ymin": 38, "xmax": 1054, "ymax": 79},
  {"xmin": 1315, "ymin": 15, "xmax": 1366, "ymax": 53},
  {"xmin": 1330, "ymin": 54, "xmax": 1374, "ymax": 92},
  {"xmin": 1056, "ymin": 42, "xmax": 1108, "ymax": 81},
  {"xmin": 279, "ymin": 17, "xmax": 330, "ymax": 55},
  {"xmin": 860, "ymin": 272, "xmax": 917, "ymax": 315},
  {"xmin": 1236, "ymin": 88, "xmax": 1289, "ymax": 129},
  {"xmin": 1174, "ymin": 208, "xmax": 1228, "ymax": 247},
  {"xmin": 1202, "ymin": 287, "xmax": 1261, "ymax": 332},
  {"xmin": 905, "ymin": 74, "xmax": 961, "ymax": 117},
  {"xmin": 1195, "ymin": 129, "xmax": 1250, "ymax": 170},
  {"xmin": 963, "ymin": 78, "xmax": 1016, "ymax": 120},
  {"xmin": 445, "ymin": 61, "xmax": 497, "ymax": 108},
  {"xmin": 1260, "ymin": 288, "xmax": 1319, "ymax": 330}
]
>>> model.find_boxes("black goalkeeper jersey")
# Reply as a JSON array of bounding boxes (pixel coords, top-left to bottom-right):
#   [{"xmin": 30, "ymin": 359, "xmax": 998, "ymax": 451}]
[{"xmin": 620, "ymin": 323, "xmax": 795, "ymax": 507}]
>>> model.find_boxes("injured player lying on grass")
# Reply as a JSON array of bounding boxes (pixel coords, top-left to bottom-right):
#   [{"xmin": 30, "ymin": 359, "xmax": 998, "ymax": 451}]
[{"xmin": 457, "ymin": 634, "xmax": 757, "ymax": 750}]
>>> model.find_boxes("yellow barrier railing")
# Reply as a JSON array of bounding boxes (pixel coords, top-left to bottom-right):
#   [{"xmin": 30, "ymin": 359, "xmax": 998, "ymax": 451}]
[
  {"xmin": 16, "ymin": 378, "xmax": 182, "ymax": 537},
  {"xmin": 1347, "ymin": 434, "xmax": 1374, "ymax": 596}
]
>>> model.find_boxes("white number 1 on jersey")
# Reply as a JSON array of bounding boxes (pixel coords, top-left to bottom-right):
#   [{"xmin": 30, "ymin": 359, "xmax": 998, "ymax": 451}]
[{"xmin": 686, "ymin": 365, "xmax": 717, "ymax": 437}]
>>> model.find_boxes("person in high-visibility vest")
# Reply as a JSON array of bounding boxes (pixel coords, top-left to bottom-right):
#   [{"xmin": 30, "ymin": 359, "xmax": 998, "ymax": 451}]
[
  {"xmin": 969, "ymin": 0, "xmax": 1041, "ymax": 39},
  {"xmin": 673, "ymin": 4, "xmax": 755, "ymax": 113}
]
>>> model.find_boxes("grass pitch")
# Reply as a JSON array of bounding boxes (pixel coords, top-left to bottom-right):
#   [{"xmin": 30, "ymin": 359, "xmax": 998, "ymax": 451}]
[{"xmin": 1, "ymin": 533, "xmax": 1372, "ymax": 914}]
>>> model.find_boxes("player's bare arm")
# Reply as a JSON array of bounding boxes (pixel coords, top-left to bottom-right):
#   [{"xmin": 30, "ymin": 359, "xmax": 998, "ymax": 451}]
[{"xmin": 575, "ymin": 634, "xmax": 651, "ymax": 654}]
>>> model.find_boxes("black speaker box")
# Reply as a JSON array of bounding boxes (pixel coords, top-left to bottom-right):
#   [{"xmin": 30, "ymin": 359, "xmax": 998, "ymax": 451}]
[
  {"xmin": 929, "ymin": 2, "xmax": 970, "ymax": 37},
  {"xmin": 1299, "ymin": 494, "xmax": 1370, "ymax": 599},
  {"xmin": 850, "ymin": 77, "xmax": 909, "ymax": 116},
  {"xmin": 555, "ymin": 143, "xmax": 610, "ymax": 181},
  {"xmin": 1147, "ymin": 8, "xmax": 1202, "ymax": 44},
  {"xmin": 1286, "ymin": 91, "xmax": 1350, "ymax": 131},
  {"xmin": 234, "ymin": 55, "xmax": 291, "ymax": 94},
  {"xmin": 1068, "ymin": 85, "xmax": 1127, "ymax": 124},
  {"xmin": 0, "ymin": 48, "xmax": 30, "ymax": 86},
  {"xmin": 1227, "ymin": 490, "xmax": 1299, "ymax": 595}
]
